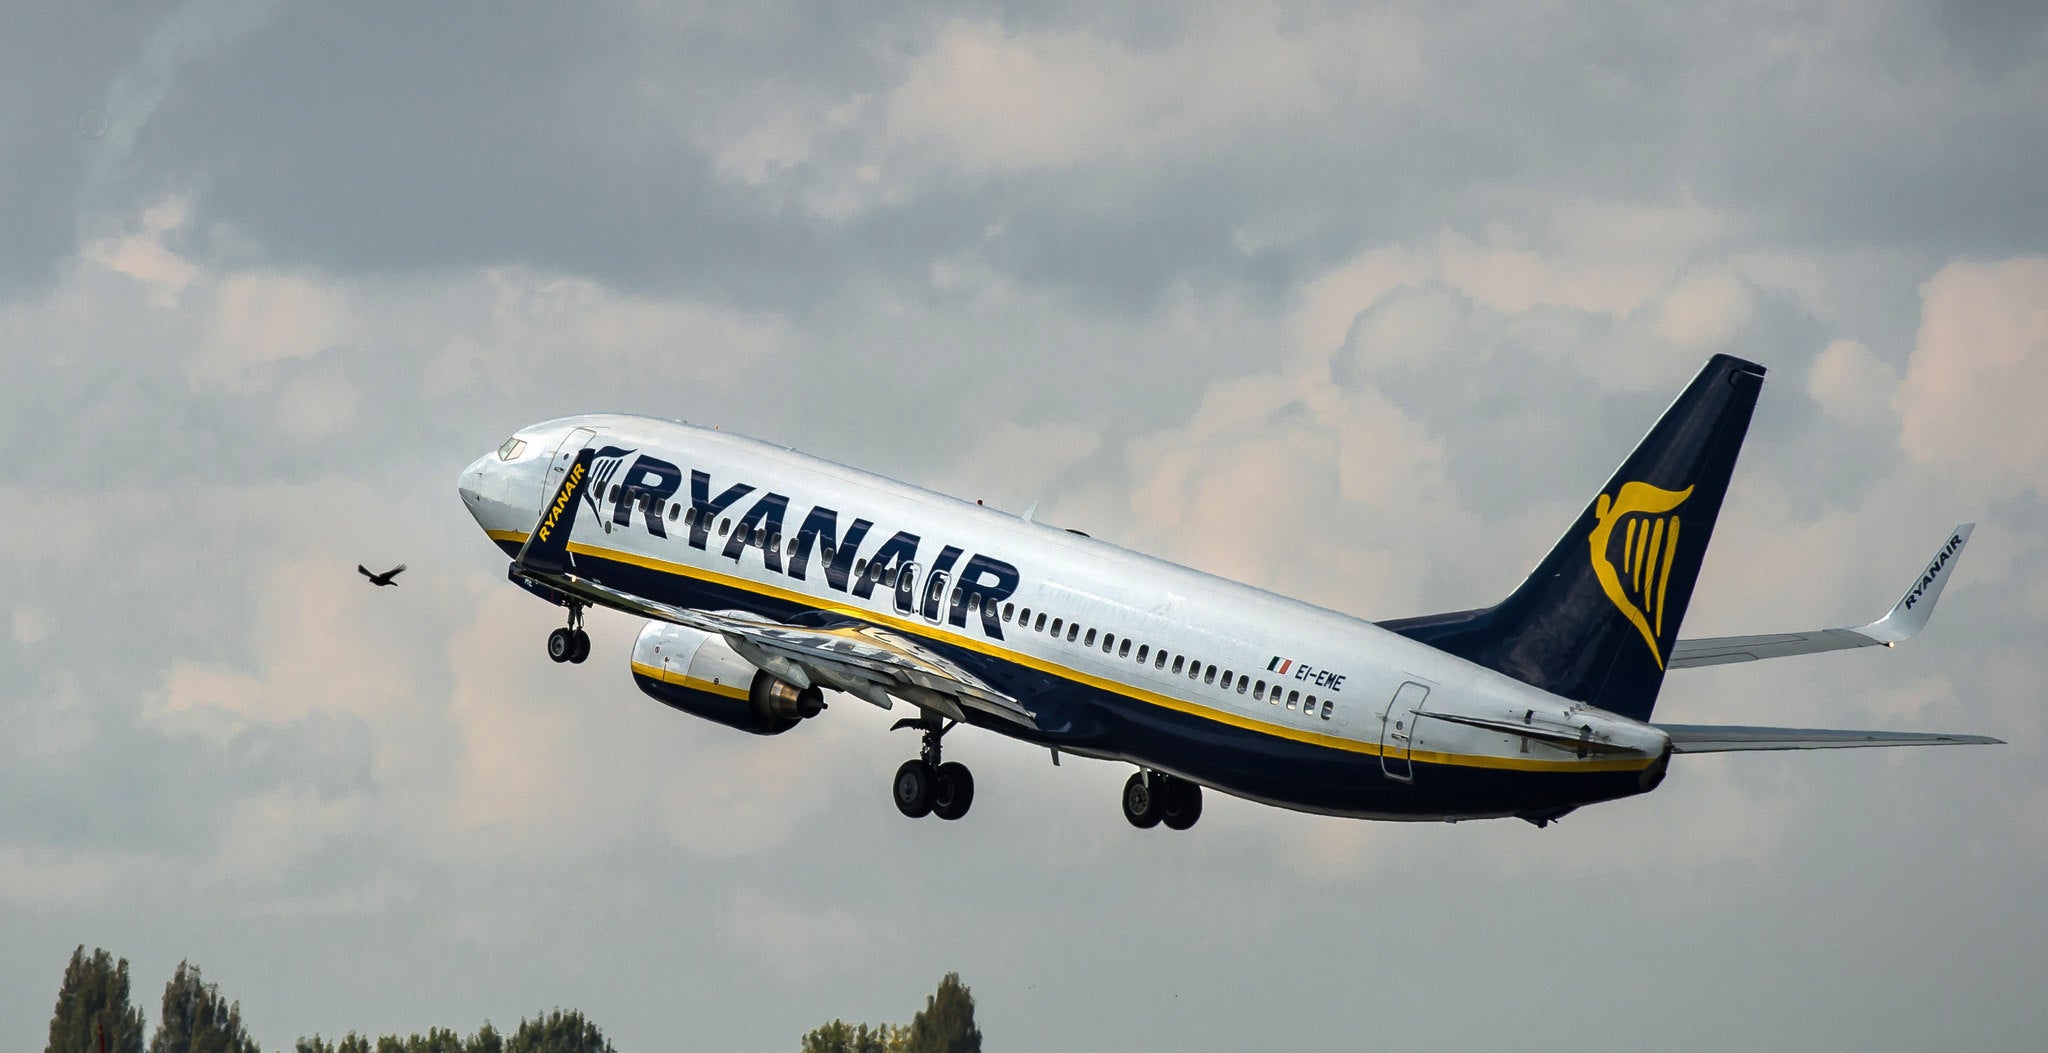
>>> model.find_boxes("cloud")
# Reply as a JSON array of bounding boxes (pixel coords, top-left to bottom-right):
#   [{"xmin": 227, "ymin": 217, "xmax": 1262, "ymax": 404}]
[{"xmin": 1896, "ymin": 256, "xmax": 2048, "ymax": 491}]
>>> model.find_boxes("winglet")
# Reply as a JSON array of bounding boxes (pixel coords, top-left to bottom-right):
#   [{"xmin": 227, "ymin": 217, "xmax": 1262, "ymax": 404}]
[
  {"xmin": 515, "ymin": 447, "xmax": 595, "ymax": 575},
  {"xmin": 1862, "ymin": 523, "xmax": 1973, "ymax": 644}
]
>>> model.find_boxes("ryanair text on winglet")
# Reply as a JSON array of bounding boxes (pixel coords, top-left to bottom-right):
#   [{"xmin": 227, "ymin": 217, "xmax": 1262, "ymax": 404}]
[{"xmin": 1903, "ymin": 532, "xmax": 1966, "ymax": 611}]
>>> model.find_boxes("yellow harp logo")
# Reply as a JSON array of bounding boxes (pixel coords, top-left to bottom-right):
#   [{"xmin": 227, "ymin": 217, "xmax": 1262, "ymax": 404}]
[{"xmin": 1588, "ymin": 481, "xmax": 1693, "ymax": 668}]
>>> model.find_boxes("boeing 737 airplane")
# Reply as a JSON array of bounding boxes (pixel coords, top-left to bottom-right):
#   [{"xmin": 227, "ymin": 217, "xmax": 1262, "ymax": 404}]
[{"xmin": 458, "ymin": 355, "xmax": 1999, "ymax": 828}]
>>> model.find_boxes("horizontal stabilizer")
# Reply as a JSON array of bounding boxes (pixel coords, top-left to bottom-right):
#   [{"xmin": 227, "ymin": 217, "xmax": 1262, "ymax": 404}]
[
  {"xmin": 1668, "ymin": 524, "xmax": 1972, "ymax": 668},
  {"xmin": 1657, "ymin": 723, "xmax": 2003, "ymax": 753}
]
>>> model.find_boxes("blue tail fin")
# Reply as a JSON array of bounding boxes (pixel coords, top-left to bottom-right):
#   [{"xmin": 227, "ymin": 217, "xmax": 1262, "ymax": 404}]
[{"xmin": 1381, "ymin": 355, "xmax": 1766, "ymax": 721}]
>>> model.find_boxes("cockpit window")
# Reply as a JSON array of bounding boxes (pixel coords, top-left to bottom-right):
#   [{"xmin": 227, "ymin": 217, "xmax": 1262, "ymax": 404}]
[{"xmin": 496, "ymin": 437, "xmax": 527, "ymax": 460}]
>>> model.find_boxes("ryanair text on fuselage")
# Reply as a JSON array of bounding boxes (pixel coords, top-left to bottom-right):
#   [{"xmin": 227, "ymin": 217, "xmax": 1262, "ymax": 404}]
[{"xmin": 596, "ymin": 448, "xmax": 1021, "ymax": 639}]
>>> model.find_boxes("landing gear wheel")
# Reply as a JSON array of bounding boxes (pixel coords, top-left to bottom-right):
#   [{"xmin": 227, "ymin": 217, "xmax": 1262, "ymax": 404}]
[
  {"xmin": 894, "ymin": 759, "xmax": 936, "ymax": 818},
  {"xmin": 932, "ymin": 762, "xmax": 975, "ymax": 820},
  {"xmin": 1161, "ymin": 779, "xmax": 1203, "ymax": 830},
  {"xmin": 567, "ymin": 628, "xmax": 591, "ymax": 664},
  {"xmin": 547, "ymin": 627, "xmax": 576, "ymax": 663},
  {"xmin": 1122, "ymin": 771, "xmax": 1163, "ymax": 828}
]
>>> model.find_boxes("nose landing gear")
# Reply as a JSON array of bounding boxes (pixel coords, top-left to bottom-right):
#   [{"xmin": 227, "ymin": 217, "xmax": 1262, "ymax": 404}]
[
  {"xmin": 891, "ymin": 716, "xmax": 974, "ymax": 820},
  {"xmin": 547, "ymin": 603, "xmax": 591, "ymax": 664},
  {"xmin": 1123, "ymin": 770, "xmax": 1202, "ymax": 830}
]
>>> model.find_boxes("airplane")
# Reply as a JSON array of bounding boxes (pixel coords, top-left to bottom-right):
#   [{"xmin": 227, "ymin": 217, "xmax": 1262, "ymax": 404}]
[{"xmin": 456, "ymin": 355, "xmax": 2000, "ymax": 829}]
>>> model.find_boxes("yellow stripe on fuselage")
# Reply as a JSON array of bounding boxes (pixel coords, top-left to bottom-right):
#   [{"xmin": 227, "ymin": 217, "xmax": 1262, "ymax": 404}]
[{"xmin": 490, "ymin": 528, "xmax": 1654, "ymax": 775}]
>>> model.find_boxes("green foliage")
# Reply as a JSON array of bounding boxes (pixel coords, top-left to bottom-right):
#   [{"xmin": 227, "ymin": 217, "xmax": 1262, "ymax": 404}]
[
  {"xmin": 45, "ymin": 946, "xmax": 147, "ymax": 1053},
  {"xmin": 504, "ymin": 1010, "xmax": 614, "ymax": 1053},
  {"xmin": 294, "ymin": 1016, "xmax": 588, "ymax": 1053},
  {"xmin": 800, "ymin": 1020, "xmax": 899, "ymax": 1053},
  {"xmin": 901, "ymin": 974, "xmax": 980, "ymax": 1053},
  {"xmin": 801, "ymin": 974, "xmax": 981, "ymax": 1053},
  {"xmin": 148, "ymin": 962, "xmax": 260, "ymax": 1053}
]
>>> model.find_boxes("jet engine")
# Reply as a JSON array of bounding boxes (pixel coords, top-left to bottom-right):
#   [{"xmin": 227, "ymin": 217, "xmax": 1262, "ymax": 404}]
[{"xmin": 630, "ymin": 622, "xmax": 824, "ymax": 735}]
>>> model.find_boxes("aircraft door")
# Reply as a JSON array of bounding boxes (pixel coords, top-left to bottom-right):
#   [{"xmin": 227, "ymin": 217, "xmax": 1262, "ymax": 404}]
[
  {"xmin": 921, "ymin": 567, "xmax": 951, "ymax": 623},
  {"xmin": 1379, "ymin": 682, "xmax": 1427, "ymax": 782},
  {"xmin": 542, "ymin": 427, "xmax": 598, "ymax": 505}
]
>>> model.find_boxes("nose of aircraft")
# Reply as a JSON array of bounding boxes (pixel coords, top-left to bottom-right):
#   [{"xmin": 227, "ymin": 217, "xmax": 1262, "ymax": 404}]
[{"xmin": 458, "ymin": 452, "xmax": 490, "ymax": 510}]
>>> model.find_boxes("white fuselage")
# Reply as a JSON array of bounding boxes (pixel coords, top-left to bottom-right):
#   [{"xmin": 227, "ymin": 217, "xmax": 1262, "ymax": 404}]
[{"xmin": 461, "ymin": 414, "xmax": 1670, "ymax": 820}]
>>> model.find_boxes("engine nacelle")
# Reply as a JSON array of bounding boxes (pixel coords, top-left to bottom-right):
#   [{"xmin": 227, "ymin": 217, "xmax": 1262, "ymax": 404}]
[{"xmin": 630, "ymin": 622, "xmax": 823, "ymax": 735}]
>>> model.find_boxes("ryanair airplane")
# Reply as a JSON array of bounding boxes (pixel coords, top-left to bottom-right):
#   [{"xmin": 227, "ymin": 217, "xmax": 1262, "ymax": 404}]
[{"xmin": 458, "ymin": 355, "xmax": 1998, "ymax": 829}]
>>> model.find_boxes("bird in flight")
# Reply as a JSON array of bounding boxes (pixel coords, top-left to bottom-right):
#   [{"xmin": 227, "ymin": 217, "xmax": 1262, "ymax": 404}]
[{"xmin": 358, "ymin": 564, "xmax": 406, "ymax": 587}]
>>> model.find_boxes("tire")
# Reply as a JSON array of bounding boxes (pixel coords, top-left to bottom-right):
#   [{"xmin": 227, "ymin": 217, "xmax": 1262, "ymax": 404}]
[
  {"xmin": 547, "ymin": 627, "xmax": 575, "ymax": 663},
  {"xmin": 894, "ymin": 759, "xmax": 936, "ymax": 818},
  {"xmin": 1162, "ymin": 779, "xmax": 1203, "ymax": 830},
  {"xmin": 932, "ymin": 762, "xmax": 975, "ymax": 821},
  {"xmin": 568, "ymin": 629, "xmax": 591, "ymax": 664},
  {"xmin": 1122, "ymin": 771, "xmax": 1162, "ymax": 828}
]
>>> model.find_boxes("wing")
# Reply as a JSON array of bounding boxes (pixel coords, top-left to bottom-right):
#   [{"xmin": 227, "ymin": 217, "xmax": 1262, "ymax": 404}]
[
  {"xmin": 540, "ymin": 568, "xmax": 1034, "ymax": 727},
  {"xmin": 1668, "ymin": 524, "xmax": 1972, "ymax": 669},
  {"xmin": 1657, "ymin": 724, "xmax": 2003, "ymax": 753},
  {"xmin": 358, "ymin": 565, "xmax": 373, "ymax": 578},
  {"xmin": 387, "ymin": 564, "xmax": 407, "ymax": 577}
]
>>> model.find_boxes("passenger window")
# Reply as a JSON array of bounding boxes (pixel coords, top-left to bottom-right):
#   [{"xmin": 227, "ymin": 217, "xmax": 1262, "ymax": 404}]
[
  {"xmin": 1188, "ymin": 662, "xmax": 1200, "ymax": 680},
  {"xmin": 1155, "ymin": 651, "xmax": 1167, "ymax": 669},
  {"xmin": 1119, "ymin": 639, "xmax": 1132, "ymax": 658},
  {"xmin": 1050, "ymin": 618, "xmax": 1063, "ymax": 636},
  {"xmin": 1102, "ymin": 634, "xmax": 1114, "ymax": 654},
  {"xmin": 822, "ymin": 543, "xmax": 835, "ymax": 562},
  {"xmin": 1066, "ymin": 624, "xmax": 1079, "ymax": 642},
  {"xmin": 768, "ymin": 531, "xmax": 781, "ymax": 549},
  {"xmin": 1220, "ymin": 671, "xmax": 1233, "ymax": 689},
  {"xmin": 685, "ymin": 507, "xmax": 697, "ymax": 527},
  {"xmin": 1321, "ymin": 700, "xmax": 1333, "ymax": 719},
  {"xmin": 719, "ymin": 518, "xmax": 732, "ymax": 536},
  {"xmin": 753, "ymin": 526, "xmax": 766, "ymax": 546},
  {"xmin": 1003, "ymin": 603, "xmax": 1015, "ymax": 623},
  {"xmin": 786, "ymin": 538, "xmax": 798, "ymax": 559},
  {"xmin": 1084, "ymin": 629, "xmax": 1097, "ymax": 647},
  {"xmin": 668, "ymin": 503, "xmax": 680, "ymax": 521},
  {"xmin": 854, "ymin": 558, "xmax": 868, "ymax": 579},
  {"xmin": 1135, "ymin": 644, "xmax": 1149, "ymax": 663},
  {"xmin": 1305, "ymin": 695, "xmax": 1316, "ymax": 714},
  {"xmin": 951, "ymin": 586, "xmax": 962, "ymax": 608},
  {"xmin": 1258, "ymin": 681, "xmax": 1270, "ymax": 701},
  {"xmin": 968, "ymin": 594, "xmax": 981, "ymax": 615},
  {"xmin": 1237, "ymin": 677, "xmax": 1249, "ymax": 695},
  {"xmin": 1035, "ymin": 613, "xmax": 1047, "ymax": 632},
  {"xmin": 1204, "ymin": 665, "xmax": 1216, "ymax": 685},
  {"xmin": 1287, "ymin": 690, "xmax": 1300, "ymax": 709}
]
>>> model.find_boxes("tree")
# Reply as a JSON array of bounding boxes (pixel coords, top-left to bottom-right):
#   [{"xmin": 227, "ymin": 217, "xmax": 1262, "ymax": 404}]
[
  {"xmin": 800, "ymin": 1020, "xmax": 897, "ymax": 1053},
  {"xmin": 901, "ymin": 974, "xmax": 980, "ymax": 1053},
  {"xmin": 148, "ymin": 962, "xmax": 259, "ymax": 1053},
  {"xmin": 46, "ymin": 946, "xmax": 147, "ymax": 1053},
  {"xmin": 504, "ymin": 1010, "xmax": 613, "ymax": 1053}
]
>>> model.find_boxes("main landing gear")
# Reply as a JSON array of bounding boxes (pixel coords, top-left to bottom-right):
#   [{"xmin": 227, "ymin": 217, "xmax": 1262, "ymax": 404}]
[
  {"xmin": 546, "ymin": 602, "xmax": 591, "ymax": 664},
  {"xmin": 890, "ymin": 716, "xmax": 974, "ymax": 821},
  {"xmin": 1123, "ymin": 769, "xmax": 1202, "ymax": 831}
]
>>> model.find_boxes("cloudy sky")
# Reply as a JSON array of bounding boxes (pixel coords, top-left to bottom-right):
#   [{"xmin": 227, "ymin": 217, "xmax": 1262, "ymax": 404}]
[{"xmin": 5, "ymin": 2, "xmax": 2046, "ymax": 1049}]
